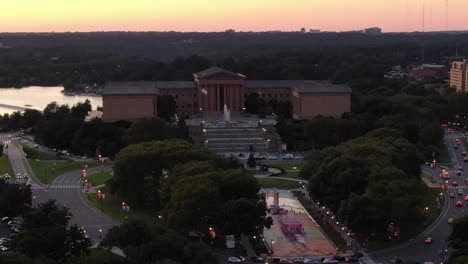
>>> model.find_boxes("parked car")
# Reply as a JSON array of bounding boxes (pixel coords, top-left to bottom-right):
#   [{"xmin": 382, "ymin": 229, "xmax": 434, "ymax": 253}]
[
  {"xmin": 1, "ymin": 217, "xmax": 9, "ymax": 222},
  {"xmin": 227, "ymin": 257, "xmax": 242, "ymax": 263},
  {"xmin": 250, "ymin": 256, "xmax": 263, "ymax": 263},
  {"xmin": 293, "ymin": 257, "xmax": 304, "ymax": 263}
]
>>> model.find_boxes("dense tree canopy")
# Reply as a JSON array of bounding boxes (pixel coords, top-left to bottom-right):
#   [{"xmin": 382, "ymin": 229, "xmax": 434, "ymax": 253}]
[
  {"xmin": 102, "ymin": 220, "xmax": 217, "ymax": 264},
  {"xmin": 10, "ymin": 200, "xmax": 90, "ymax": 261},
  {"xmin": 110, "ymin": 140, "xmax": 216, "ymax": 209},
  {"xmin": 303, "ymin": 128, "xmax": 424, "ymax": 233},
  {"xmin": 0, "ymin": 180, "xmax": 31, "ymax": 217}
]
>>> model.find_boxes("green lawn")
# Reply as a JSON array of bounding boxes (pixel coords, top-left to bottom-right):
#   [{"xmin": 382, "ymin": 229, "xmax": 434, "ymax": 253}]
[
  {"xmin": 257, "ymin": 177, "xmax": 304, "ymax": 189},
  {"xmin": 21, "ymin": 144, "xmax": 62, "ymax": 160},
  {"xmin": 88, "ymin": 171, "xmax": 112, "ymax": 186},
  {"xmin": 86, "ymin": 189, "xmax": 156, "ymax": 224},
  {"xmin": 437, "ymin": 143, "xmax": 452, "ymax": 168},
  {"xmin": 366, "ymin": 183, "xmax": 443, "ymax": 251},
  {"xmin": 422, "ymin": 173, "xmax": 437, "ymax": 183},
  {"xmin": 271, "ymin": 163, "xmax": 303, "ymax": 179},
  {"xmin": 29, "ymin": 159, "xmax": 99, "ymax": 184},
  {"xmin": 0, "ymin": 156, "xmax": 14, "ymax": 177}
]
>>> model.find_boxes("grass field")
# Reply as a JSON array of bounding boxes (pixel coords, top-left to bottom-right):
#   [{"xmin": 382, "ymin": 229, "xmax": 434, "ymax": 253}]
[
  {"xmin": 88, "ymin": 171, "xmax": 112, "ymax": 186},
  {"xmin": 437, "ymin": 143, "xmax": 452, "ymax": 167},
  {"xmin": 422, "ymin": 172, "xmax": 437, "ymax": 183},
  {"xmin": 29, "ymin": 159, "xmax": 98, "ymax": 184},
  {"xmin": 86, "ymin": 189, "xmax": 156, "ymax": 224},
  {"xmin": 21, "ymin": 144, "xmax": 61, "ymax": 160},
  {"xmin": 257, "ymin": 177, "xmax": 304, "ymax": 189},
  {"xmin": 271, "ymin": 163, "xmax": 303, "ymax": 179},
  {"xmin": 0, "ymin": 156, "xmax": 14, "ymax": 177}
]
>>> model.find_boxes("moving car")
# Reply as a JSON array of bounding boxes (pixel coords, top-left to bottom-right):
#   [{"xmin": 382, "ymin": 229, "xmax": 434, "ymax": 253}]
[
  {"xmin": 449, "ymin": 193, "xmax": 455, "ymax": 198},
  {"xmin": 458, "ymin": 189, "xmax": 464, "ymax": 195},
  {"xmin": 453, "ymin": 181, "xmax": 459, "ymax": 187},
  {"xmin": 16, "ymin": 173, "xmax": 21, "ymax": 179},
  {"xmin": 462, "ymin": 152, "xmax": 467, "ymax": 156},
  {"xmin": 465, "ymin": 196, "xmax": 468, "ymax": 201},
  {"xmin": 456, "ymin": 201, "xmax": 464, "ymax": 207},
  {"xmin": 424, "ymin": 237, "xmax": 433, "ymax": 244},
  {"xmin": 459, "ymin": 166, "xmax": 464, "ymax": 171},
  {"xmin": 448, "ymin": 217, "xmax": 454, "ymax": 224},
  {"xmin": 464, "ymin": 178, "xmax": 468, "ymax": 185},
  {"xmin": 464, "ymin": 157, "xmax": 468, "ymax": 162},
  {"xmin": 457, "ymin": 170, "xmax": 463, "ymax": 176},
  {"xmin": 323, "ymin": 259, "xmax": 339, "ymax": 264}
]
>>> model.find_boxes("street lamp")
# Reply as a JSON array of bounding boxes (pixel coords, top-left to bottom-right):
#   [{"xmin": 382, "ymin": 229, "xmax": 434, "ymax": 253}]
[
  {"xmin": 99, "ymin": 228, "xmax": 103, "ymax": 244},
  {"xmin": 424, "ymin": 207, "xmax": 429, "ymax": 217},
  {"xmin": 98, "ymin": 154, "xmax": 104, "ymax": 172},
  {"xmin": 121, "ymin": 202, "xmax": 130, "ymax": 219},
  {"xmin": 32, "ymin": 195, "xmax": 36, "ymax": 208},
  {"xmin": 270, "ymin": 239, "xmax": 275, "ymax": 262},
  {"xmin": 97, "ymin": 190, "xmax": 105, "ymax": 211}
]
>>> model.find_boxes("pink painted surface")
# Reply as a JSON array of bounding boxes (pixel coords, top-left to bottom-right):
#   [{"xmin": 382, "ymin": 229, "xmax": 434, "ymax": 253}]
[{"xmin": 262, "ymin": 189, "xmax": 337, "ymax": 257}]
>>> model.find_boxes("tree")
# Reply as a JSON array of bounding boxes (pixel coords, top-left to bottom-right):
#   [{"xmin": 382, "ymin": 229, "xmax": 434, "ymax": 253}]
[
  {"xmin": 103, "ymin": 221, "xmax": 216, "ymax": 264},
  {"xmin": 110, "ymin": 140, "xmax": 215, "ymax": 210},
  {"xmin": 0, "ymin": 180, "xmax": 31, "ymax": 217},
  {"xmin": 246, "ymin": 153, "xmax": 256, "ymax": 168},
  {"xmin": 10, "ymin": 200, "xmax": 90, "ymax": 261},
  {"xmin": 222, "ymin": 198, "xmax": 272, "ymax": 236},
  {"xmin": 244, "ymin": 93, "xmax": 259, "ymax": 114},
  {"xmin": 157, "ymin": 95, "xmax": 176, "ymax": 121},
  {"xmin": 123, "ymin": 117, "xmax": 176, "ymax": 145}
]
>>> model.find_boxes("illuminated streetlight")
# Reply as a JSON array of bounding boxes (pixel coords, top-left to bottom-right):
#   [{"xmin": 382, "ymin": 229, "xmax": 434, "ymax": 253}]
[{"xmin": 99, "ymin": 228, "xmax": 103, "ymax": 243}]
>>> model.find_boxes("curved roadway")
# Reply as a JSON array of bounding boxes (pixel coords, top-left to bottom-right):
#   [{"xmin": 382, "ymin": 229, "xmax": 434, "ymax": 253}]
[
  {"xmin": 371, "ymin": 131, "xmax": 468, "ymax": 263},
  {"xmin": 2, "ymin": 134, "xmax": 116, "ymax": 243}
]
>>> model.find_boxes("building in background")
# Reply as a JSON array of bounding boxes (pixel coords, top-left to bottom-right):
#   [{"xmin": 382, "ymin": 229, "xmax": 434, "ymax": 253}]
[
  {"xmin": 412, "ymin": 64, "xmax": 448, "ymax": 80},
  {"xmin": 364, "ymin": 27, "xmax": 382, "ymax": 35},
  {"xmin": 102, "ymin": 67, "xmax": 351, "ymax": 122},
  {"xmin": 450, "ymin": 60, "xmax": 468, "ymax": 92}
]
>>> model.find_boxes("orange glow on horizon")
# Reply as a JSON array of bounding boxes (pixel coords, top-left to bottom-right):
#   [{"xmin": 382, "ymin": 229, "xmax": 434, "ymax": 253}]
[{"xmin": 1, "ymin": 0, "xmax": 467, "ymax": 33}]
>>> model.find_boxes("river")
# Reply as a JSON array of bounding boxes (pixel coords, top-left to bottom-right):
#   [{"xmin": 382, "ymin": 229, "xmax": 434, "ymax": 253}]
[{"xmin": 0, "ymin": 86, "xmax": 102, "ymax": 115}]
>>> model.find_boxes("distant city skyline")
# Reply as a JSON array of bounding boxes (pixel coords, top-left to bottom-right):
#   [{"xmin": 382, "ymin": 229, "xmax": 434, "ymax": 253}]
[{"xmin": 1, "ymin": 0, "xmax": 468, "ymax": 33}]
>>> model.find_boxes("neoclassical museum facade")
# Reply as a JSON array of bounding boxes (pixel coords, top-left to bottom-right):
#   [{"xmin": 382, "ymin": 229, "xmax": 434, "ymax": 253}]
[{"xmin": 102, "ymin": 67, "xmax": 351, "ymax": 122}]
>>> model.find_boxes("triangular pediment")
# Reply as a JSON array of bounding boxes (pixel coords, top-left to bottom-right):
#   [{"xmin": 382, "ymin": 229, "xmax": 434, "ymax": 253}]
[{"xmin": 193, "ymin": 67, "xmax": 246, "ymax": 80}]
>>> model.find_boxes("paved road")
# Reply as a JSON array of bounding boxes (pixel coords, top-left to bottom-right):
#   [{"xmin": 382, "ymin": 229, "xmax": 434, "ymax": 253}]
[
  {"xmin": 371, "ymin": 131, "xmax": 468, "ymax": 263},
  {"xmin": 1, "ymin": 134, "xmax": 117, "ymax": 243}
]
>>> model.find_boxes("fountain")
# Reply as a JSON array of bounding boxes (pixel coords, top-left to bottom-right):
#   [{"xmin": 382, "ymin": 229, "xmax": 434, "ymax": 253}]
[{"xmin": 223, "ymin": 104, "xmax": 231, "ymax": 123}]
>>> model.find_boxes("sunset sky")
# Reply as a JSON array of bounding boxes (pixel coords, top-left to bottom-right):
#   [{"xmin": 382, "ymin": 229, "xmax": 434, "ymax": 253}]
[{"xmin": 1, "ymin": 0, "xmax": 467, "ymax": 33}]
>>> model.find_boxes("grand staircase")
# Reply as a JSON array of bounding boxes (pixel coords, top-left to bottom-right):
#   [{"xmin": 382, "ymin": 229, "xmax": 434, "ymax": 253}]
[{"xmin": 204, "ymin": 127, "xmax": 267, "ymax": 153}]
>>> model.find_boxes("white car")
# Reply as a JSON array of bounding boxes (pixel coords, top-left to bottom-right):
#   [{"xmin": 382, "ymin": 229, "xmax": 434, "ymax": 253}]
[
  {"xmin": 0, "ymin": 245, "xmax": 8, "ymax": 252},
  {"xmin": 228, "ymin": 257, "xmax": 242, "ymax": 263},
  {"xmin": 323, "ymin": 260, "xmax": 339, "ymax": 264},
  {"xmin": 16, "ymin": 173, "xmax": 22, "ymax": 179}
]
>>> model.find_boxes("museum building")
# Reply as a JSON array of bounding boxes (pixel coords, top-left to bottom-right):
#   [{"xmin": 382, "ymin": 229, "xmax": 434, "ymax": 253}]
[{"xmin": 102, "ymin": 67, "xmax": 351, "ymax": 122}]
